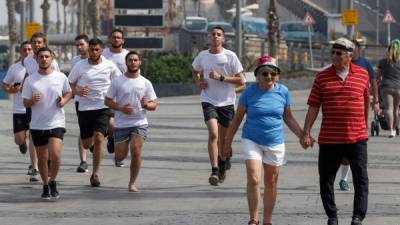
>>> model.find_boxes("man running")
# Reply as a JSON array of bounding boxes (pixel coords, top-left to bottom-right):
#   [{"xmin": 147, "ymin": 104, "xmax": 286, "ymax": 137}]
[
  {"xmin": 192, "ymin": 26, "xmax": 245, "ymax": 185},
  {"xmin": 22, "ymin": 47, "xmax": 72, "ymax": 200},
  {"xmin": 68, "ymin": 38, "xmax": 122, "ymax": 187},
  {"xmin": 105, "ymin": 51, "xmax": 157, "ymax": 192},
  {"xmin": 2, "ymin": 41, "xmax": 39, "ymax": 182},
  {"xmin": 71, "ymin": 34, "xmax": 91, "ymax": 173},
  {"xmin": 102, "ymin": 29, "xmax": 129, "ymax": 165}
]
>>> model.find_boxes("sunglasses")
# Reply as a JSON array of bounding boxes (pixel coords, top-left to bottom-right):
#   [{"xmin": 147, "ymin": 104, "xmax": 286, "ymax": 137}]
[
  {"xmin": 331, "ymin": 50, "xmax": 344, "ymax": 56},
  {"xmin": 259, "ymin": 72, "xmax": 278, "ymax": 77}
]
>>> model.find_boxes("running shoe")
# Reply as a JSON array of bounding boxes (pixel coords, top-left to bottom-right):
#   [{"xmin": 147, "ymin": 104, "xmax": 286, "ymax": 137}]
[
  {"xmin": 41, "ymin": 185, "xmax": 50, "ymax": 200},
  {"xmin": 49, "ymin": 180, "xmax": 60, "ymax": 199},
  {"xmin": 339, "ymin": 179, "xmax": 350, "ymax": 191},
  {"xmin": 90, "ymin": 174, "xmax": 101, "ymax": 187},
  {"xmin": 209, "ymin": 171, "xmax": 219, "ymax": 186},
  {"xmin": 29, "ymin": 169, "xmax": 39, "ymax": 182},
  {"xmin": 107, "ymin": 137, "xmax": 115, "ymax": 153},
  {"xmin": 19, "ymin": 143, "xmax": 27, "ymax": 154},
  {"xmin": 76, "ymin": 161, "xmax": 88, "ymax": 173},
  {"xmin": 27, "ymin": 165, "xmax": 34, "ymax": 175},
  {"xmin": 351, "ymin": 216, "xmax": 362, "ymax": 225},
  {"xmin": 115, "ymin": 159, "xmax": 124, "ymax": 167},
  {"xmin": 327, "ymin": 217, "xmax": 338, "ymax": 225},
  {"xmin": 226, "ymin": 158, "xmax": 231, "ymax": 170}
]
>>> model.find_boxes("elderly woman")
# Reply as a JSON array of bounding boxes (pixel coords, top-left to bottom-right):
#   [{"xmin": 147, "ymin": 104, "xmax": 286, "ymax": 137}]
[
  {"xmin": 377, "ymin": 39, "xmax": 400, "ymax": 138},
  {"xmin": 222, "ymin": 56, "xmax": 303, "ymax": 225}
]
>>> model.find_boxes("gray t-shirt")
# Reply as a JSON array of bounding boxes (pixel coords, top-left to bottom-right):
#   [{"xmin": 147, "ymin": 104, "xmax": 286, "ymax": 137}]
[{"xmin": 378, "ymin": 58, "xmax": 400, "ymax": 89}]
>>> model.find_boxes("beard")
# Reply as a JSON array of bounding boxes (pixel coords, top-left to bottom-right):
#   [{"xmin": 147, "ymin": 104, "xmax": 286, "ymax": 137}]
[
  {"xmin": 39, "ymin": 64, "xmax": 51, "ymax": 70},
  {"xmin": 111, "ymin": 43, "xmax": 123, "ymax": 49},
  {"xmin": 127, "ymin": 67, "xmax": 139, "ymax": 73}
]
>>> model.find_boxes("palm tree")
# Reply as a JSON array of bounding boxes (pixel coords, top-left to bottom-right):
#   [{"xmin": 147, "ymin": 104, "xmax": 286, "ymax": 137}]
[
  {"xmin": 88, "ymin": 0, "xmax": 101, "ymax": 37},
  {"xmin": 7, "ymin": 0, "xmax": 18, "ymax": 64},
  {"xmin": 41, "ymin": 0, "xmax": 50, "ymax": 34},
  {"xmin": 55, "ymin": 0, "xmax": 61, "ymax": 33},
  {"xmin": 62, "ymin": 0, "xmax": 69, "ymax": 33}
]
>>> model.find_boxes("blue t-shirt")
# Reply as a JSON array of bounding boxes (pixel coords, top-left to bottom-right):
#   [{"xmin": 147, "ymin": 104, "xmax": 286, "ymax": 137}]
[
  {"xmin": 352, "ymin": 57, "xmax": 376, "ymax": 80},
  {"xmin": 239, "ymin": 83, "xmax": 291, "ymax": 146}
]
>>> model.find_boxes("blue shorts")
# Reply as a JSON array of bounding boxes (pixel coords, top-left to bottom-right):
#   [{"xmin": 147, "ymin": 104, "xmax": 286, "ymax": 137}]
[{"xmin": 113, "ymin": 126, "xmax": 148, "ymax": 143}]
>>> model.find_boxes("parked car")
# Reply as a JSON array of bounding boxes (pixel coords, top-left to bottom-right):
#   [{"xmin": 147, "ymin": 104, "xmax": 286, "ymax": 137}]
[
  {"xmin": 182, "ymin": 16, "xmax": 208, "ymax": 33},
  {"xmin": 207, "ymin": 21, "xmax": 235, "ymax": 36},
  {"xmin": 280, "ymin": 21, "xmax": 314, "ymax": 44},
  {"xmin": 232, "ymin": 16, "xmax": 267, "ymax": 37}
]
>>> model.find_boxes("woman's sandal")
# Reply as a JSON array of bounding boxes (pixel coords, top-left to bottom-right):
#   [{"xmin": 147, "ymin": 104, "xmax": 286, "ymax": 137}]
[{"xmin": 248, "ymin": 219, "xmax": 259, "ymax": 225}]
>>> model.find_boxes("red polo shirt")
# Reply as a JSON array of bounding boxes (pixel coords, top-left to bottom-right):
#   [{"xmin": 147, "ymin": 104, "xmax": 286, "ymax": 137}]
[{"xmin": 307, "ymin": 63, "xmax": 369, "ymax": 144}]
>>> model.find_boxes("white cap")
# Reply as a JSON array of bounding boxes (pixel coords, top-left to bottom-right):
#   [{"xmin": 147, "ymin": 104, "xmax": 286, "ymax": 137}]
[{"xmin": 332, "ymin": 37, "xmax": 355, "ymax": 52}]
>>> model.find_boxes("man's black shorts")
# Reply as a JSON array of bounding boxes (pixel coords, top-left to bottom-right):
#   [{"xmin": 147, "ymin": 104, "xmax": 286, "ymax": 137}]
[
  {"xmin": 30, "ymin": 128, "xmax": 66, "ymax": 147},
  {"xmin": 78, "ymin": 108, "xmax": 111, "ymax": 139},
  {"xmin": 201, "ymin": 102, "xmax": 234, "ymax": 128},
  {"xmin": 13, "ymin": 109, "xmax": 31, "ymax": 133}
]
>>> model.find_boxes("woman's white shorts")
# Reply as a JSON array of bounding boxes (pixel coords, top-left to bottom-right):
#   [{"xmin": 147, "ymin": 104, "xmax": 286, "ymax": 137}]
[{"xmin": 241, "ymin": 138, "xmax": 286, "ymax": 166}]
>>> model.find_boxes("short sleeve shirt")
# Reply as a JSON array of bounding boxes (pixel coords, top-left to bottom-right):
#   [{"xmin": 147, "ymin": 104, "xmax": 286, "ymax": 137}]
[
  {"xmin": 2, "ymin": 61, "xmax": 27, "ymax": 113},
  {"xmin": 106, "ymin": 74, "xmax": 157, "ymax": 128},
  {"xmin": 68, "ymin": 58, "xmax": 122, "ymax": 111},
  {"xmin": 378, "ymin": 58, "xmax": 400, "ymax": 89},
  {"xmin": 102, "ymin": 48, "xmax": 129, "ymax": 74},
  {"xmin": 24, "ymin": 55, "xmax": 60, "ymax": 75},
  {"xmin": 21, "ymin": 71, "xmax": 71, "ymax": 130},
  {"xmin": 192, "ymin": 48, "xmax": 243, "ymax": 106},
  {"xmin": 239, "ymin": 83, "xmax": 291, "ymax": 146}
]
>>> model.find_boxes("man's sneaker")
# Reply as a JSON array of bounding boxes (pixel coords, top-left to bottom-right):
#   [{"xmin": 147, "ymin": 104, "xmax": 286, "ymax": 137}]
[
  {"xmin": 339, "ymin": 179, "xmax": 350, "ymax": 191},
  {"xmin": 226, "ymin": 158, "xmax": 231, "ymax": 170},
  {"xmin": 29, "ymin": 169, "xmax": 39, "ymax": 182},
  {"xmin": 27, "ymin": 165, "xmax": 34, "ymax": 175},
  {"xmin": 218, "ymin": 159, "xmax": 226, "ymax": 183},
  {"xmin": 49, "ymin": 180, "xmax": 60, "ymax": 199},
  {"xmin": 76, "ymin": 161, "xmax": 88, "ymax": 173},
  {"xmin": 208, "ymin": 168, "xmax": 219, "ymax": 186},
  {"xmin": 107, "ymin": 137, "xmax": 115, "ymax": 153},
  {"xmin": 327, "ymin": 217, "xmax": 338, "ymax": 225},
  {"xmin": 115, "ymin": 159, "xmax": 124, "ymax": 167},
  {"xmin": 19, "ymin": 143, "xmax": 27, "ymax": 154},
  {"xmin": 41, "ymin": 185, "xmax": 51, "ymax": 200},
  {"xmin": 90, "ymin": 174, "xmax": 101, "ymax": 187},
  {"xmin": 351, "ymin": 216, "xmax": 362, "ymax": 225}
]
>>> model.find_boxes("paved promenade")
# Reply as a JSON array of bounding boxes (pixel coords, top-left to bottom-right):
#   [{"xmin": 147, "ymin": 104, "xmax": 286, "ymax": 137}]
[{"xmin": 0, "ymin": 90, "xmax": 399, "ymax": 225}]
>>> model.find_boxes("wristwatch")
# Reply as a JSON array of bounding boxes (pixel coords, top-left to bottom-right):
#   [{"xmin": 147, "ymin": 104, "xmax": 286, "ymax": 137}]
[{"xmin": 219, "ymin": 75, "xmax": 225, "ymax": 82}]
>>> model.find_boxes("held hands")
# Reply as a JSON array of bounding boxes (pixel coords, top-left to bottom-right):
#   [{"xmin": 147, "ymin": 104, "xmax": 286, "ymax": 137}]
[
  {"xmin": 300, "ymin": 131, "xmax": 315, "ymax": 149},
  {"xmin": 11, "ymin": 84, "xmax": 21, "ymax": 93},
  {"xmin": 56, "ymin": 96, "xmax": 66, "ymax": 108},
  {"xmin": 31, "ymin": 92, "xmax": 42, "ymax": 104},
  {"xmin": 141, "ymin": 96, "xmax": 148, "ymax": 109},
  {"xmin": 209, "ymin": 71, "xmax": 222, "ymax": 81},
  {"xmin": 77, "ymin": 86, "xmax": 89, "ymax": 97}
]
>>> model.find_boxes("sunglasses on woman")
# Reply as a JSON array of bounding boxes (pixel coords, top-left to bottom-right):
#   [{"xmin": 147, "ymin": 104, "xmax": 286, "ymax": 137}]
[{"xmin": 259, "ymin": 72, "xmax": 278, "ymax": 77}]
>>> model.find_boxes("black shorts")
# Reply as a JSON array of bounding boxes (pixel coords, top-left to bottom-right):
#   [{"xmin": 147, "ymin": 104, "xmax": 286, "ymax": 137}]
[
  {"xmin": 78, "ymin": 108, "xmax": 111, "ymax": 139},
  {"xmin": 13, "ymin": 109, "xmax": 31, "ymax": 133},
  {"xmin": 30, "ymin": 128, "xmax": 66, "ymax": 147},
  {"xmin": 201, "ymin": 102, "xmax": 234, "ymax": 128},
  {"xmin": 74, "ymin": 101, "xmax": 79, "ymax": 116}
]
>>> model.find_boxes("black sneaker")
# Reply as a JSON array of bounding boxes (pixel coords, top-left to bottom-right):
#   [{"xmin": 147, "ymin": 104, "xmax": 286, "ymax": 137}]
[
  {"xmin": 29, "ymin": 169, "xmax": 39, "ymax": 182},
  {"xmin": 226, "ymin": 158, "xmax": 231, "ymax": 170},
  {"xmin": 115, "ymin": 159, "xmax": 124, "ymax": 167},
  {"xmin": 90, "ymin": 174, "xmax": 101, "ymax": 187},
  {"xmin": 209, "ymin": 167, "xmax": 219, "ymax": 186},
  {"xmin": 218, "ymin": 159, "xmax": 226, "ymax": 183},
  {"xmin": 327, "ymin": 217, "xmax": 338, "ymax": 225},
  {"xmin": 107, "ymin": 137, "xmax": 114, "ymax": 153},
  {"xmin": 19, "ymin": 143, "xmax": 27, "ymax": 154},
  {"xmin": 351, "ymin": 216, "xmax": 362, "ymax": 225},
  {"xmin": 41, "ymin": 185, "xmax": 50, "ymax": 200},
  {"xmin": 27, "ymin": 165, "xmax": 34, "ymax": 175},
  {"xmin": 49, "ymin": 180, "xmax": 60, "ymax": 199},
  {"xmin": 76, "ymin": 161, "xmax": 88, "ymax": 173}
]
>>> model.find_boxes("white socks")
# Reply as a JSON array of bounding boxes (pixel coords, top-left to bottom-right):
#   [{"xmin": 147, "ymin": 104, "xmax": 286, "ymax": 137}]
[{"xmin": 341, "ymin": 165, "xmax": 350, "ymax": 181}]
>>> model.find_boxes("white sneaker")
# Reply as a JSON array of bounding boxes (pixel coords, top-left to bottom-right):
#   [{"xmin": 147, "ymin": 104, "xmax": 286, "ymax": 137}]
[{"xmin": 389, "ymin": 129, "xmax": 396, "ymax": 138}]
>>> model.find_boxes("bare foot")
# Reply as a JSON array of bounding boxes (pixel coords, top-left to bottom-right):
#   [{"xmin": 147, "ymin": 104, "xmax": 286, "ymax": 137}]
[{"xmin": 128, "ymin": 184, "xmax": 138, "ymax": 192}]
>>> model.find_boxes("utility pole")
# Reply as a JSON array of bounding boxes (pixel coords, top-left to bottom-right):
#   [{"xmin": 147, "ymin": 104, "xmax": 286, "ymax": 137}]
[
  {"xmin": 29, "ymin": 0, "xmax": 35, "ymax": 22},
  {"xmin": 346, "ymin": 0, "xmax": 354, "ymax": 39},
  {"xmin": 268, "ymin": 0, "xmax": 279, "ymax": 58},
  {"xmin": 376, "ymin": 0, "xmax": 380, "ymax": 45},
  {"xmin": 20, "ymin": 0, "xmax": 25, "ymax": 41},
  {"xmin": 235, "ymin": 0, "xmax": 242, "ymax": 59}
]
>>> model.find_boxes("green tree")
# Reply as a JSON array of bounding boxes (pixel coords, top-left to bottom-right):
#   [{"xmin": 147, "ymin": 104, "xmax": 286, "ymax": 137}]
[{"xmin": 147, "ymin": 55, "xmax": 193, "ymax": 84}]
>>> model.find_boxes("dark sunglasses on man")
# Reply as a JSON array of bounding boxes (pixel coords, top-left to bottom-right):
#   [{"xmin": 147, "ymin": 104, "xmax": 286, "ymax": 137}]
[{"xmin": 331, "ymin": 50, "xmax": 344, "ymax": 56}]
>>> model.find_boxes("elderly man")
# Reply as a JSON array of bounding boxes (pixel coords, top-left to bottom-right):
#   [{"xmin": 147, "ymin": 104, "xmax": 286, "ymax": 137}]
[{"xmin": 301, "ymin": 38, "xmax": 369, "ymax": 225}]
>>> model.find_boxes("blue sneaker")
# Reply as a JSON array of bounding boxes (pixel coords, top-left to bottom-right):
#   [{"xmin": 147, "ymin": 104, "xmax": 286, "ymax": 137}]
[{"xmin": 339, "ymin": 179, "xmax": 350, "ymax": 191}]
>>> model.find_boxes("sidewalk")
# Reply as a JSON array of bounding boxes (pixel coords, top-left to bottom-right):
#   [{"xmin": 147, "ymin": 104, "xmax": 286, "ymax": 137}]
[{"xmin": 0, "ymin": 90, "xmax": 399, "ymax": 225}]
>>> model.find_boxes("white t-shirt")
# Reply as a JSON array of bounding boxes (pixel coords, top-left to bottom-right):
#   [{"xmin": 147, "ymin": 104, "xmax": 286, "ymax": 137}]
[
  {"xmin": 68, "ymin": 58, "xmax": 122, "ymax": 111},
  {"xmin": 2, "ymin": 61, "xmax": 27, "ymax": 114},
  {"xmin": 70, "ymin": 55, "xmax": 88, "ymax": 102},
  {"xmin": 21, "ymin": 71, "xmax": 71, "ymax": 130},
  {"xmin": 192, "ymin": 48, "xmax": 243, "ymax": 106},
  {"xmin": 24, "ymin": 55, "xmax": 60, "ymax": 75},
  {"xmin": 102, "ymin": 48, "xmax": 129, "ymax": 73},
  {"xmin": 106, "ymin": 74, "xmax": 157, "ymax": 128}
]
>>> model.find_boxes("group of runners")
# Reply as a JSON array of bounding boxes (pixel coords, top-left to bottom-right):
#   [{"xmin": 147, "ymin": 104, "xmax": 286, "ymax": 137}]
[{"xmin": 3, "ymin": 25, "xmax": 372, "ymax": 225}]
